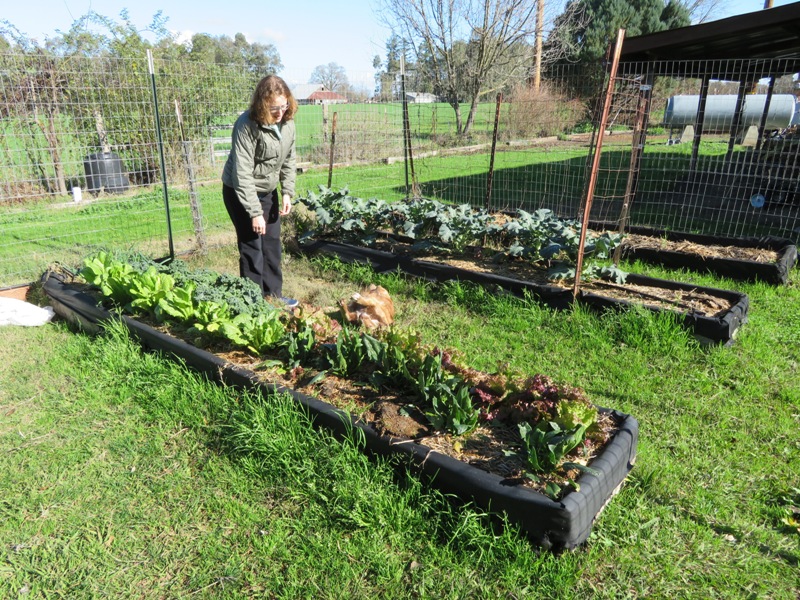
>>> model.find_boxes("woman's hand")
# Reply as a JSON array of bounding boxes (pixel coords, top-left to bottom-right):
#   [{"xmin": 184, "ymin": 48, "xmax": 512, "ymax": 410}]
[
  {"xmin": 252, "ymin": 215, "xmax": 267, "ymax": 235},
  {"xmin": 280, "ymin": 193, "xmax": 292, "ymax": 216}
]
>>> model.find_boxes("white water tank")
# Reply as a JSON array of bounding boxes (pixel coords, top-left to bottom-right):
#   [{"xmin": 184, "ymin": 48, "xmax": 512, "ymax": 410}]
[{"xmin": 663, "ymin": 94, "xmax": 796, "ymax": 131}]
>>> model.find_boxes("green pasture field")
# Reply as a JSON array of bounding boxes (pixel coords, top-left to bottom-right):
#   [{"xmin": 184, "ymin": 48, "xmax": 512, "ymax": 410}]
[{"xmin": 1, "ymin": 243, "xmax": 798, "ymax": 598}]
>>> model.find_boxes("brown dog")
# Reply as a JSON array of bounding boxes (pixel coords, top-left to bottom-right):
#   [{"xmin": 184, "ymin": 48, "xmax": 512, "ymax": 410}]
[{"xmin": 339, "ymin": 284, "xmax": 395, "ymax": 330}]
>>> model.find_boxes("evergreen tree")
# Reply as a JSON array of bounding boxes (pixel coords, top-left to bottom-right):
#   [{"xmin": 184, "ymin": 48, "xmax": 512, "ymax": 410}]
[
  {"xmin": 373, "ymin": 34, "xmax": 410, "ymax": 101},
  {"xmin": 556, "ymin": 0, "xmax": 690, "ymax": 64}
]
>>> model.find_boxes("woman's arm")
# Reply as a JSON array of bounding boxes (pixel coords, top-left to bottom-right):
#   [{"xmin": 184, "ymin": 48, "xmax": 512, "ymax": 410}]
[{"xmin": 228, "ymin": 118, "xmax": 262, "ymax": 218}]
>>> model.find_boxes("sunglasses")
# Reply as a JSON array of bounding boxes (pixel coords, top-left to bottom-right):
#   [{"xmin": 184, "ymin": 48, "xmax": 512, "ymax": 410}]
[{"xmin": 269, "ymin": 103, "xmax": 289, "ymax": 114}]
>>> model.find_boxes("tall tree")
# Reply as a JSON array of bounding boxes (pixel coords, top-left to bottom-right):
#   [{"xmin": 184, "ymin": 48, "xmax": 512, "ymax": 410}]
[
  {"xmin": 380, "ymin": 0, "xmax": 544, "ymax": 136},
  {"xmin": 186, "ymin": 32, "xmax": 282, "ymax": 72},
  {"xmin": 556, "ymin": 0, "xmax": 691, "ymax": 64},
  {"xmin": 309, "ymin": 62, "xmax": 349, "ymax": 92},
  {"xmin": 373, "ymin": 34, "xmax": 409, "ymax": 101}
]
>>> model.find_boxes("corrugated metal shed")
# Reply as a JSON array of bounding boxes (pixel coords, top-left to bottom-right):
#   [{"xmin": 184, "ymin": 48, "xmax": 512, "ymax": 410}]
[{"xmin": 619, "ymin": 2, "xmax": 800, "ymax": 78}]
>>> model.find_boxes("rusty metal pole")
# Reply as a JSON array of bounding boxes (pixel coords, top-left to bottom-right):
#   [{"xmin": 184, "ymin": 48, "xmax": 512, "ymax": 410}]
[
  {"xmin": 327, "ymin": 111, "xmax": 338, "ymax": 188},
  {"xmin": 572, "ymin": 29, "xmax": 625, "ymax": 299},
  {"xmin": 486, "ymin": 93, "xmax": 503, "ymax": 211}
]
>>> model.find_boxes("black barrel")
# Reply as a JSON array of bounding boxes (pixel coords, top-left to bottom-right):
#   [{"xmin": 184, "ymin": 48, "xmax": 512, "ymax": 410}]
[{"xmin": 83, "ymin": 152, "xmax": 129, "ymax": 194}]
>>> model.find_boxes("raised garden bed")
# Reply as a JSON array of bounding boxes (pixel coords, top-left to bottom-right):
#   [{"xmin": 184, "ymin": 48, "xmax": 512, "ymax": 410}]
[
  {"xmin": 298, "ymin": 239, "xmax": 750, "ymax": 346},
  {"xmin": 41, "ymin": 269, "xmax": 638, "ymax": 551},
  {"xmin": 600, "ymin": 224, "xmax": 797, "ymax": 285}
]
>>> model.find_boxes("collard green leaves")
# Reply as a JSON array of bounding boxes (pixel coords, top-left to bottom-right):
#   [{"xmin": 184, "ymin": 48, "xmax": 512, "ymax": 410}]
[{"xmin": 297, "ymin": 186, "xmax": 625, "ymax": 277}]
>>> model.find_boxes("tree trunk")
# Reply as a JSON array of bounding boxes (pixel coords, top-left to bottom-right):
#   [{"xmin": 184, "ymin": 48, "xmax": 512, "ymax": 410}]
[
  {"xmin": 31, "ymin": 107, "xmax": 68, "ymax": 196},
  {"xmin": 462, "ymin": 94, "xmax": 481, "ymax": 137},
  {"xmin": 44, "ymin": 110, "xmax": 68, "ymax": 195},
  {"xmin": 94, "ymin": 110, "xmax": 111, "ymax": 153},
  {"xmin": 46, "ymin": 65, "xmax": 68, "ymax": 196},
  {"xmin": 450, "ymin": 100, "xmax": 464, "ymax": 136}
]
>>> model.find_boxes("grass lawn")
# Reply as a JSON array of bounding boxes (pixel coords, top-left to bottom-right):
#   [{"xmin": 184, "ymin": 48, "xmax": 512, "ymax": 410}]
[{"xmin": 1, "ymin": 241, "xmax": 799, "ymax": 598}]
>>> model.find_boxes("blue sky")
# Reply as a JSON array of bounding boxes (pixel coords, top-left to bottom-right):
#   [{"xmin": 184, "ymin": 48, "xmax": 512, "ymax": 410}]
[
  {"xmin": 2, "ymin": 0, "xmax": 392, "ymax": 90},
  {"xmin": 2, "ymin": 0, "xmax": 796, "ymax": 91}
]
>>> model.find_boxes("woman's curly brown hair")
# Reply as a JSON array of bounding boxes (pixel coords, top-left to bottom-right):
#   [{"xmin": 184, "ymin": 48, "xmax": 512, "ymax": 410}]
[{"xmin": 249, "ymin": 75, "xmax": 298, "ymax": 125}]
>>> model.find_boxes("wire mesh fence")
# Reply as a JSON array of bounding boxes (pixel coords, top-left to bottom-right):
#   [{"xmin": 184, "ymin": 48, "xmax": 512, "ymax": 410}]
[
  {"xmin": 1, "ymin": 50, "xmax": 798, "ymax": 287},
  {"xmin": 609, "ymin": 58, "xmax": 800, "ymax": 241}
]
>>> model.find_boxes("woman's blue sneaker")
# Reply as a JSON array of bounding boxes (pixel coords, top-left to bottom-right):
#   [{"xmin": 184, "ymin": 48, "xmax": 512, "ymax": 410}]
[{"xmin": 280, "ymin": 297, "xmax": 299, "ymax": 309}]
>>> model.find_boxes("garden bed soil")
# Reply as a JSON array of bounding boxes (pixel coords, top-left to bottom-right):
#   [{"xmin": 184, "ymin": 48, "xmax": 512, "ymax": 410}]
[
  {"xmin": 593, "ymin": 223, "xmax": 797, "ymax": 285},
  {"xmin": 41, "ymin": 270, "xmax": 638, "ymax": 551},
  {"xmin": 298, "ymin": 239, "xmax": 749, "ymax": 346}
]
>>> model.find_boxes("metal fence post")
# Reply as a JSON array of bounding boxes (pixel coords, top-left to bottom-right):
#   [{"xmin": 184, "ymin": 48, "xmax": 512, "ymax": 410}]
[
  {"xmin": 486, "ymin": 93, "xmax": 503, "ymax": 211},
  {"xmin": 147, "ymin": 49, "xmax": 175, "ymax": 260},
  {"xmin": 327, "ymin": 111, "xmax": 338, "ymax": 188}
]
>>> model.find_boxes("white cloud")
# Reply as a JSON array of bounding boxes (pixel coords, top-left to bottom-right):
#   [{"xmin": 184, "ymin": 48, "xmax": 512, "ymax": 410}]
[
  {"xmin": 251, "ymin": 28, "xmax": 286, "ymax": 43},
  {"xmin": 170, "ymin": 29, "xmax": 194, "ymax": 44}
]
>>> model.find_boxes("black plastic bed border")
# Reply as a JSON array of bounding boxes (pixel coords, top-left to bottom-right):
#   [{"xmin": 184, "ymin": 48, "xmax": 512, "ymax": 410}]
[
  {"xmin": 596, "ymin": 223, "xmax": 798, "ymax": 285},
  {"xmin": 41, "ymin": 271, "xmax": 638, "ymax": 551},
  {"xmin": 299, "ymin": 239, "xmax": 750, "ymax": 346}
]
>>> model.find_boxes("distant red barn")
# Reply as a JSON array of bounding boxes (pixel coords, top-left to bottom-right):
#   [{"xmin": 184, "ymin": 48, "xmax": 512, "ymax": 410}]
[{"xmin": 292, "ymin": 84, "xmax": 348, "ymax": 105}]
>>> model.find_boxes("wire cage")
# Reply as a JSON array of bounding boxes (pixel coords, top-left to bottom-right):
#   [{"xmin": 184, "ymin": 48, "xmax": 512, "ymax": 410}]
[{"xmin": 603, "ymin": 57, "xmax": 800, "ymax": 241}]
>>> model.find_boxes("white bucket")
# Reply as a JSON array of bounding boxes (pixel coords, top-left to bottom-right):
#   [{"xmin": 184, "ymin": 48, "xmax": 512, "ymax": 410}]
[{"xmin": 72, "ymin": 187, "xmax": 82, "ymax": 203}]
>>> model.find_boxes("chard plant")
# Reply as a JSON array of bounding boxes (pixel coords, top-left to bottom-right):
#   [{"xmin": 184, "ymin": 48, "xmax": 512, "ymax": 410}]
[
  {"xmin": 189, "ymin": 300, "xmax": 241, "ymax": 345},
  {"xmin": 240, "ymin": 311, "xmax": 285, "ymax": 355},
  {"xmin": 80, "ymin": 251, "xmax": 137, "ymax": 306}
]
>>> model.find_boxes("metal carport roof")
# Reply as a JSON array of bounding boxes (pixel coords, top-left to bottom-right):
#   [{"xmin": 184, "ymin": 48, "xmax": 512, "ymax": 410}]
[{"xmin": 618, "ymin": 2, "xmax": 800, "ymax": 79}]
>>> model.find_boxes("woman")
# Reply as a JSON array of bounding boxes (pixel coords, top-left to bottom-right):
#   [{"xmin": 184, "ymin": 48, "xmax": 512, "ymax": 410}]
[{"xmin": 222, "ymin": 75, "xmax": 298, "ymax": 307}]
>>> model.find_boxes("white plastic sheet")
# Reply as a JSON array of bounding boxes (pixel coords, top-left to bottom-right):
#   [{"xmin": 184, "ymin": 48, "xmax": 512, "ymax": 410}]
[{"xmin": 0, "ymin": 297, "xmax": 55, "ymax": 326}]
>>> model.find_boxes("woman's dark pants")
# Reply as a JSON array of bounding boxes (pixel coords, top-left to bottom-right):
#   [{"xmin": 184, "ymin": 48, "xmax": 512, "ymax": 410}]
[{"xmin": 222, "ymin": 184, "xmax": 282, "ymax": 297}]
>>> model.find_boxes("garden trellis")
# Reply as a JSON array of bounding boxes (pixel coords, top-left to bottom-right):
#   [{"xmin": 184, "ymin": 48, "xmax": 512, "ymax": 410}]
[{"xmin": 1, "ymin": 21, "xmax": 799, "ymax": 287}]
